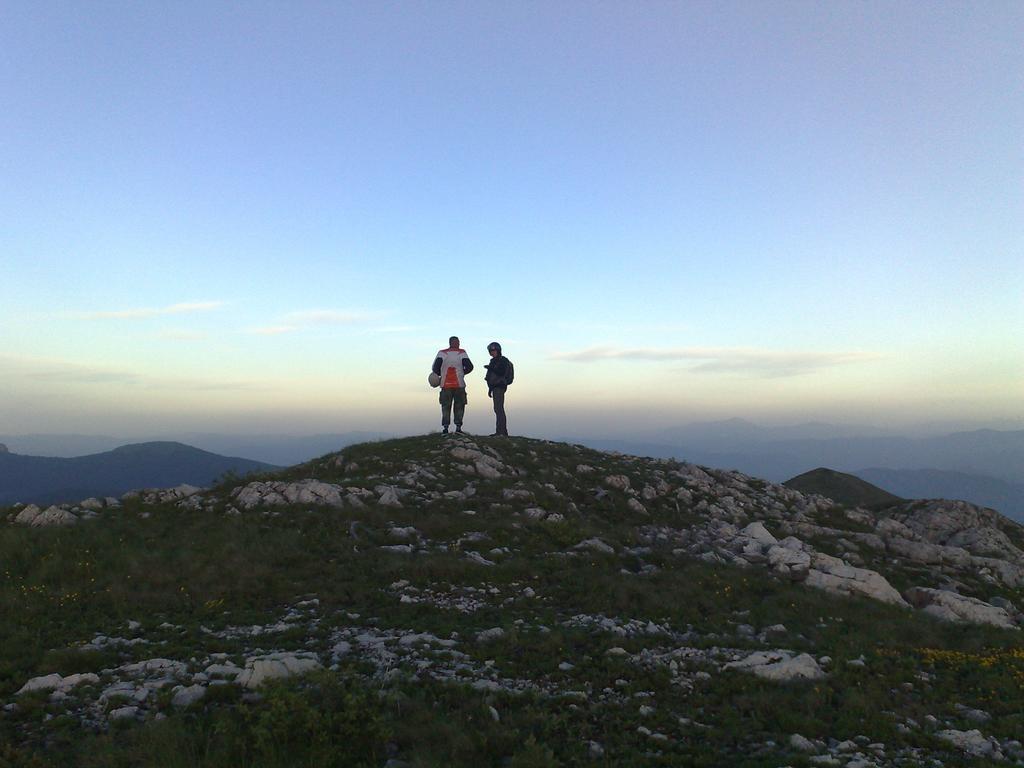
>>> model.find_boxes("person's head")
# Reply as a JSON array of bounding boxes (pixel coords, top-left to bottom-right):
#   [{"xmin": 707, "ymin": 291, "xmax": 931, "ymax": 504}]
[
  {"xmin": 449, "ymin": 336, "xmax": 460, "ymax": 349},
  {"xmin": 487, "ymin": 341, "xmax": 502, "ymax": 356}
]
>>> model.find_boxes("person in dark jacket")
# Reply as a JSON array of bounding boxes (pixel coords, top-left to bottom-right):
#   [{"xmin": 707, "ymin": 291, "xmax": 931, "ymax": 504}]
[{"xmin": 484, "ymin": 341, "xmax": 511, "ymax": 436}]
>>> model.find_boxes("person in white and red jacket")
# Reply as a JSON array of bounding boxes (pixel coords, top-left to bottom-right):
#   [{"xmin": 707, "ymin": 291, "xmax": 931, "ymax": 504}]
[{"xmin": 432, "ymin": 336, "xmax": 474, "ymax": 434}]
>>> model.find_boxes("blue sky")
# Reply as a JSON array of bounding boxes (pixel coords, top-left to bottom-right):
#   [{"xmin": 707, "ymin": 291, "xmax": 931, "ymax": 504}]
[{"xmin": 1, "ymin": 1, "xmax": 1021, "ymax": 437}]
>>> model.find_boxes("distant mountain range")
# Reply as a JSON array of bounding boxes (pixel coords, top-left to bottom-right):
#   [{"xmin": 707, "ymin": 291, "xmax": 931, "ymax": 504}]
[
  {"xmin": 0, "ymin": 432, "xmax": 389, "ymax": 467},
  {"xmin": 0, "ymin": 442, "xmax": 277, "ymax": 506}
]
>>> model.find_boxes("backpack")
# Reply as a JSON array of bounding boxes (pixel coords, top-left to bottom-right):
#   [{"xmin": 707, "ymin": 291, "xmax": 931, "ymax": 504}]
[{"xmin": 504, "ymin": 358, "xmax": 514, "ymax": 386}]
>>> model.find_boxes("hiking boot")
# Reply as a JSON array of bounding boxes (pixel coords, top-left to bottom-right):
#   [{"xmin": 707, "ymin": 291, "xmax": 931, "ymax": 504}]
[
  {"xmin": 442, "ymin": 426, "xmax": 449, "ymax": 434},
  {"xmin": 455, "ymin": 426, "xmax": 465, "ymax": 434}
]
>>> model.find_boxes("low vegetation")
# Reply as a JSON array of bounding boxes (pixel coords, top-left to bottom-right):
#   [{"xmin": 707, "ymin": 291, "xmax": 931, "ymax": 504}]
[{"xmin": 1, "ymin": 435, "xmax": 1022, "ymax": 766}]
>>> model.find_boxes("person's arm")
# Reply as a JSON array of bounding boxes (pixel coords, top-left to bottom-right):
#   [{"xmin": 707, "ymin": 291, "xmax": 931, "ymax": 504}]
[
  {"xmin": 462, "ymin": 356, "xmax": 474, "ymax": 375},
  {"xmin": 432, "ymin": 356, "xmax": 443, "ymax": 376},
  {"xmin": 497, "ymin": 357, "xmax": 511, "ymax": 385}
]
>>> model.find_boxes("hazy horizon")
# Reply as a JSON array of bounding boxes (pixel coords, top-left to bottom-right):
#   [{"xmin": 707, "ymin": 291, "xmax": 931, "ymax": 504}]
[{"xmin": 3, "ymin": 2, "xmax": 1021, "ymax": 438}]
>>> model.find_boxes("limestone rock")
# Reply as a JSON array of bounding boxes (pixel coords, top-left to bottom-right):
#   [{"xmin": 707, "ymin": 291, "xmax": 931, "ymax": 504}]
[
  {"xmin": 233, "ymin": 479, "xmax": 345, "ymax": 509},
  {"xmin": 904, "ymin": 587, "xmax": 1017, "ymax": 629},
  {"xmin": 804, "ymin": 553, "xmax": 909, "ymax": 607},
  {"xmin": 171, "ymin": 684, "xmax": 207, "ymax": 708},
  {"xmin": 604, "ymin": 475, "xmax": 631, "ymax": 491},
  {"xmin": 13, "ymin": 504, "xmax": 42, "ymax": 525},
  {"xmin": 17, "ymin": 674, "xmax": 63, "ymax": 694},
  {"xmin": 627, "ymin": 498, "xmax": 648, "ymax": 515},
  {"xmin": 31, "ymin": 506, "xmax": 77, "ymax": 527},
  {"xmin": 936, "ymin": 729, "xmax": 998, "ymax": 757},
  {"xmin": 574, "ymin": 538, "xmax": 615, "ymax": 555},
  {"xmin": 725, "ymin": 650, "xmax": 826, "ymax": 681},
  {"xmin": 740, "ymin": 522, "xmax": 778, "ymax": 547},
  {"xmin": 236, "ymin": 652, "xmax": 322, "ymax": 689}
]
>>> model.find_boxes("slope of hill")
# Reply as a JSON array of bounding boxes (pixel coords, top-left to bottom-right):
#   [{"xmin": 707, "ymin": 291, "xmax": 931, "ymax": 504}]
[
  {"xmin": 2, "ymin": 435, "xmax": 1023, "ymax": 766},
  {"xmin": 579, "ymin": 427, "xmax": 1024, "ymax": 519},
  {"xmin": 783, "ymin": 467, "xmax": 904, "ymax": 509},
  {"xmin": 0, "ymin": 442, "xmax": 277, "ymax": 505},
  {"xmin": 855, "ymin": 467, "xmax": 1024, "ymax": 523}
]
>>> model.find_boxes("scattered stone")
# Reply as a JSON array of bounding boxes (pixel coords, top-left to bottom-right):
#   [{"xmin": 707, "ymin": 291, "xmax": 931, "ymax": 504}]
[
  {"xmin": 904, "ymin": 587, "xmax": 1017, "ymax": 629},
  {"xmin": 725, "ymin": 650, "xmax": 826, "ymax": 682},
  {"xmin": 574, "ymin": 538, "xmax": 615, "ymax": 555},
  {"xmin": 171, "ymin": 684, "xmax": 207, "ymax": 708},
  {"xmin": 236, "ymin": 653, "xmax": 322, "ymax": 689}
]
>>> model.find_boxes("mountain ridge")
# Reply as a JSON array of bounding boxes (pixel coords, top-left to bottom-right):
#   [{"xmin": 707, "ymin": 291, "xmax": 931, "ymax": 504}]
[
  {"xmin": 0, "ymin": 441, "xmax": 277, "ymax": 505},
  {"xmin": 3, "ymin": 434, "xmax": 1024, "ymax": 765}
]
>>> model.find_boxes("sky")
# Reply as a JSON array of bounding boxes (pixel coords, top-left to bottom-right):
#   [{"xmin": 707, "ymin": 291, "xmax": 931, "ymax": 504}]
[{"xmin": 1, "ymin": 1, "xmax": 1022, "ymax": 439}]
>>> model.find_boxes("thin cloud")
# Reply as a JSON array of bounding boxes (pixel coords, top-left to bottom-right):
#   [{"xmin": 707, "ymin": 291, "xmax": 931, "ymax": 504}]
[
  {"xmin": 0, "ymin": 356, "xmax": 267, "ymax": 392},
  {"xmin": 249, "ymin": 308, "xmax": 387, "ymax": 336},
  {"xmin": 284, "ymin": 309, "xmax": 381, "ymax": 325},
  {"xmin": 551, "ymin": 346, "xmax": 879, "ymax": 377},
  {"xmin": 158, "ymin": 329, "xmax": 209, "ymax": 341},
  {"xmin": 78, "ymin": 301, "xmax": 225, "ymax": 320},
  {"xmin": 250, "ymin": 325, "xmax": 299, "ymax": 336}
]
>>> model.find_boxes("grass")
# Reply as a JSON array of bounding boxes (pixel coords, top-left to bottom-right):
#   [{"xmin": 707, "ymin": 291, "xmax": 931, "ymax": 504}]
[{"xmin": 1, "ymin": 435, "xmax": 1022, "ymax": 766}]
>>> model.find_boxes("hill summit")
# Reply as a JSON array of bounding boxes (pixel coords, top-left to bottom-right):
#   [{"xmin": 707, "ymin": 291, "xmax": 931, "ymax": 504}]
[
  {"xmin": 783, "ymin": 467, "xmax": 904, "ymax": 508},
  {"xmin": 3, "ymin": 434, "xmax": 1024, "ymax": 766}
]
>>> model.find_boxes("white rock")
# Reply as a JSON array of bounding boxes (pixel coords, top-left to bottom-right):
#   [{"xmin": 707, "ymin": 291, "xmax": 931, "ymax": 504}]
[
  {"xmin": 172, "ymin": 684, "xmax": 207, "ymax": 708},
  {"xmin": 627, "ymin": 498, "xmax": 648, "ymax": 515},
  {"xmin": 465, "ymin": 551, "xmax": 496, "ymax": 566},
  {"xmin": 904, "ymin": 588, "xmax": 1017, "ymax": 629},
  {"xmin": 476, "ymin": 627, "xmax": 505, "ymax": 643},
  {"xmin": 17, "ymin": 674, "xmax": 63, "ymax": 694},
  {"xmin": 789, "ymin": 733, "xmax": 818, "ymax": 752},
  {"xmin": 30, "ymin": 506, "xmax": 77, "ymax": 527},
  {"xmin": 604, "ymin": 475, "xmax": 631, "ymax": 491},
  {"xmin": 725, "ymin": 650, "xmax": 826, "ymax": 682},
  {"xmin": 804, "ymin": 553, "xmax": 909, "ymax": 607},
  {"xmin": 740, "ymin": 522, "xmax": 778, "ymax": 547},
  {"xmin": 13, "ymin": 504, "xmax": 42, "ymax": 525},
  {"xmin": 937, "ymin": 728, "xmax": 997, "ymax": 757},
  {"xmin": 329, "ymin": 641, "xmax": 353, "ymax": 659},
  {"xmin": 574, "ymin": 538, "xmax": 615, "ymax": 555},
  {"xmin": 236, "ymin": 653, "xmax": 322, "ymax": 689},
  {"xmin": 109, "ymin": 705, "xmax": 139, "ymax": 720},
  {"xmin": 378, "ymin": 486, "xmax": 403, "ymax": 507}
]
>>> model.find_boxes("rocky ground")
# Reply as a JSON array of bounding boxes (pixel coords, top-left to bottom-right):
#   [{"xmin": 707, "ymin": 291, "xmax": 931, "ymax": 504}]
[{"xmin": 2, "ymin": 434, "xmax": 1023, "ymax": 767}]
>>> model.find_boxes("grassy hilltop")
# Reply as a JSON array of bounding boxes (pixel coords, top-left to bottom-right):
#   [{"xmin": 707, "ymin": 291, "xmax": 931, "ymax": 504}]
[{"xmin": 2, "ymin": 435, "xmax": 1023, "ymax": 767}]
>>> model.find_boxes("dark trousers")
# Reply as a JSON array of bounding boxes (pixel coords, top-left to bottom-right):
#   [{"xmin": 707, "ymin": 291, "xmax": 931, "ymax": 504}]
[
  {"xmin": 491, "ymin": 386, "xmax": 508, "ymax": 435},
  {"xmin": 439, "ymin": 387, "xmax": 467, "ymax": 426}
]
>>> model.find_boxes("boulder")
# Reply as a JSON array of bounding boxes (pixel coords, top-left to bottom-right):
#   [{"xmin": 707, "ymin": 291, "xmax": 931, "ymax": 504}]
[
  {"xmin": 904, "ymin": 588, "xmax": 1017, "ymax": 629},
  {"xmin": 233, "ymin": 479, "xmax": 345, "ymax": 509},
  {"xmin": 936, "ymin": 729, "xmax": 998, "ymax": 757},
  {"xmin": 803, "ymin": 553, "xmax": 909, "ymax": 607},
  {"xmin": 604, "ymin": 475, "xmax": 631, "ymax": 491},
  {"xmin": 740, "ymin": 522, "xmax": 778, "ymax": 547},
  {"xmin": 172, "ymin": 684, "xmax": 207, "ymax": 708},
  {"xmin": 17, "ymin": 673, "xmax": 63, "ymax": 694},
  {"xmin": 574, "ymin": 538, "xmax": 616, "ymax": 555},
  {"xmin": 13, "ymin": 504, "xmax": 42, "ymax": 525},
  {"xmin": 725, "ymin": 650, "xmax": 825, "ymax": 681},
  {"xmin": 236, "ymin": 652, "xmax": 322, "ymax": 689},
  {"xmin": 31, "ymin": 506, "xmax": 77, "ymax": 527}
]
